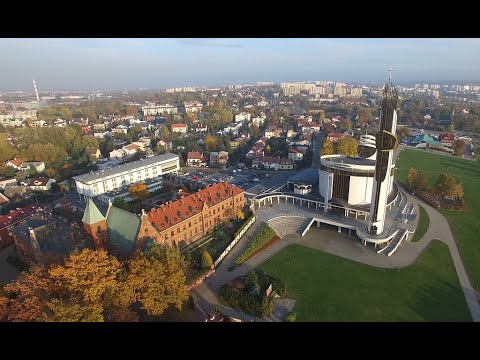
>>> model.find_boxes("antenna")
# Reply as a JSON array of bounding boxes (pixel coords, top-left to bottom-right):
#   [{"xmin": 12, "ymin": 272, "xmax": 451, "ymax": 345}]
[{"xmin": 32, "ymin": 79, "xmax": 40, "ymax": 101}]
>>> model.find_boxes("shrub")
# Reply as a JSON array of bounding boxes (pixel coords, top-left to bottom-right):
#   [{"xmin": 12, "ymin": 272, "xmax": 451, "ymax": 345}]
[
  {"xmin": 246, "ymin": 270, "xmax": 260, "ymax": 296},
  {"xmin": 271, "ymin": 278, "xmax": 287, "ymax": 297},
  {"xmin": 260, "ymin": 296, "xmax": 274, "ymax": 317},
  {"xmin": 234, "ymin": 224, "xmax": 276, "ymax": 266},
  {"xmin": 201, "ymin": 249, "xmax": 213, "ymax": 269},
  {"xmin": 285, "ymin": 312, "xmax": 296, "ymax": 322}
]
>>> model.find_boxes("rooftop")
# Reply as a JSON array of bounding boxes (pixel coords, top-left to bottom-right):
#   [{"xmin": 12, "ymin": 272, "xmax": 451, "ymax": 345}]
[
  {"xmin": 72, "ymin": 153, "xmax": 179, "ymax": 183},
  {"xmin": 287, "ymin": 168, "xmax": 319, "ymax": 185},
  {"xmin": 325, "ymin": 156, "xmax": 376, "ymax": 167},
  {"xmin": 0, "ymin": 204, "xmax": 40, "ymax": 229}
]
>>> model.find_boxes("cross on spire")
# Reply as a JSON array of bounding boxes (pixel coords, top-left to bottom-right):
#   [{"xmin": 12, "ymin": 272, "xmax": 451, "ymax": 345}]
[{"xmin": 388, "ymin": 67, "xmax": 394, "ymax": 81}]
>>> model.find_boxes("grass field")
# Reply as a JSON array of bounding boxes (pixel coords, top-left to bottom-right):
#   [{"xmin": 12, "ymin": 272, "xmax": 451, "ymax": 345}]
[
  {"xmin": 395, "ymin": 149, "xmax": 480, "ymax": 290},
  {"xmin": 260, "ymin": 242, "xmax": 471, "ymax": 321},
  {"xmin": 412, "ymin": 205, "xmax": 430, "ymax": 242}
]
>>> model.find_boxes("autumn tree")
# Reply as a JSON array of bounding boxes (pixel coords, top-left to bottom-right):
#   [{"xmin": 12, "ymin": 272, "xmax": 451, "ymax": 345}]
[
  {"xmin": 337, "ymin": 136, "xmax": 359, "ymax": 157},
  {"xmin": 357, "ymin": 109, "xmax": 371, "ymax": 127},
  {"xmin": 201, "ymin": 249, "xmax": 213, "ymax": 269},
  {"xmin": 128, "ymin": 182, "xmax": 149, "ymax": 203},
  {"xmin": 204, "ymin": 135, "xmax": 219, "ymax": 152},
  {"xmin": 0, "ymin": 138, "xmax": 16, "ymax": 162},
  {"xmin": 434, "ymin": 173, "xmax": 456, "ymax": 198},
  {"xmin": 453, "ymin": 139, "xmax": 466, "ymax": 157},
  {"xmin": 236, "ymin": 209, "xmax": 245, "ymax": 220},
  {"xmin": 320, "ymin": 140, "xmax": 334, "ymax": 156},
  {"xmin": 265, "ymin": 144, "xmax": 272, "ymax": 154},
  {"xmin": 251, "ymin": 124, "xmax": 260, "ymax": 138},
  {"xmin": 125, "ymin": 244, "xmax": 188, "ymax": 317},
  {"xmin": 407, "ymin": 168, "xmax": 417, "ymax": 190},
  {"xmin": 397, "ymin": 127, "xmax": 412, "ymax": 140},
  {"xmin": 451, "ymin": 182, "xmax": 464, "ymax": 201},
  {"xmin": 413, "ymin": 171, "xmax": 428, "ymax": 191}
]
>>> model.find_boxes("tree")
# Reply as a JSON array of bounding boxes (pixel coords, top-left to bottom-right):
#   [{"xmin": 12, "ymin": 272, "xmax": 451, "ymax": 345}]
[
  {"xmin": 260, "ymin": 296, "xmax": 274, "ymax": 317},
  {"xmin": 29, "ymin": 164, "xmax": 37, "ymax": 176},
  {"xmin": 320, "ymin": 140, "xmax": 334, "ymax": 156},
  {"xmin": 285, "ymin": 311, "xmax": 297, "ymax": 322},
  {"xmin": 0, "ymin": 138, "xmax": 16, "ymax": 162},
  {"xmin": 236, "ymin": 209, "xmax": 245, "ymax": 220},
  {"xmin": 337, "ymin": 136, "xmax": 359, "ymax": 157},
  {"xmin": 265, "ymin": 144, "xmax": 272, "ymax": 154},
  {"xmin": 453, "ymin": 139, "xmax": 466, "ymax": 157},
  {"xmin": 125, "ymin": 244, "xmax": 188, "ymax": 317},
  {"xmin": 245, "ymin": 271, "xmax": 260, "ymax": 296},
  {"xmin": 397, "ymin": 127, "xmax": 412, "ymax": 140},
  {"xmin": 201, "ymin": 249, "xmax": 213, "ymax": 269},
  {"xmin": 3, "ymin": 166, "xmax": 16, "ymax": 177},
  {"xmin": 433, "ymin": 173, "xmax": 455, "ymax": 198},
  {"xmin": 251, "ymin": 124, "xmax": 260, "ymax": 138},
  {"xmin": 451, "ymin": 182, "xmax": 464, "ymax": 202},
  {"xmin": 128, "ymin": 182, "xmax": 149, "ymax": 203},
  {"xmin": 413, "ymin": 171, "xmax": 428, "ymax": 191},
  {"xmin": 446, "ymin": 124, "xmax": 454, "ymax": 132},
  {"xmin": 45, "ymin": 168, "xmax": 58, "ymax": 179},
  {"xmin": 340, "ymin": 118, "xmax": 352, "ymax": 130},
  {"xmin": 204, "ymin": 135, "xmax": 218, "ymax": 152},
  {"xmin": 407, "ymin": 168, "xmax": 417, "ymax": 190},
  {"xmin": 113, "ymin": 197, "xmax": 131, "ymax": 211}
]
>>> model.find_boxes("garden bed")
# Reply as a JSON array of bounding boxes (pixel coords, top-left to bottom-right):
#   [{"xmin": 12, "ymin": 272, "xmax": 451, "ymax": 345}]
[{"xmin": 243, "ymin": 235, "xmax": 280, "ymax": 263}]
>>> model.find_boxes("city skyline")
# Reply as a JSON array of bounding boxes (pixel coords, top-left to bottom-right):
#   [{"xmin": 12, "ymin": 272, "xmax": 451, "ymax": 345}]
[{"xmin": 1, "ymin": 38, "xmax": 480, "ymax": 91}]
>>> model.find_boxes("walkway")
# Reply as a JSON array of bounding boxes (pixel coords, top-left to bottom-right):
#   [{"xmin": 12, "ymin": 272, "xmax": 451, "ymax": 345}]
[{"xmin": 192, "ymin": 190, "xmax": 480, "ymax": 322}]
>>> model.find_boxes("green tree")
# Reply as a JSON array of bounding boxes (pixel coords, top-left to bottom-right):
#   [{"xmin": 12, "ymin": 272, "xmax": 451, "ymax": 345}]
[
  {"xmin": 337, "ymin": 136, "xmax": 359, "ymax": 157},
  {"xmin": 446, "ymin": 124, "xmax": 454, "ymax": 132},
  {"xmin": 407, "ymin": 168, "xmax": 417, "ymax": 190},
  {"xmin": 201, "ymin": 249, "xmax": 213, "ymax": 269},
  {"xmin": 260, "ymin": 296, "xmax": 274, "ymax": 317},
  {"xmin": 3, "ymin": 166, "xmax": 16, "ymax": 177},
  {"xmin": 320, "ymin": 140, "xmax": 334, "ymax": 156},
  {"xmin": 245, "ymin": 271, "xmax": 260, "ymax": 296},
  {"xmin": 285, "ymin": 311, "xmax": 297, "ymax": 322},
  {"xmin": 29, "ymin": 165, "xmax": 38, "ymax": 176},
  {"xmin": 125, "ymin": 244, "xmax": 188, "ymax": 317},
  {"xmin": 113, "ymin": 197, "xmax": 131, "ymax": 211},
  {"xmin": 0, "ymin": 138, "xmax": 16, "ymax": 162}
]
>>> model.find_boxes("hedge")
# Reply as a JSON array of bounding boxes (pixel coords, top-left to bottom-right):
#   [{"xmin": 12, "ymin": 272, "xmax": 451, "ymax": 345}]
[
  {"xmin": 233, "ymin": 214, "xmax": 255, "ymax": 239},
  {"xmin": 233, "ymin": 224, "xmax": 276, "ymax": 266}
]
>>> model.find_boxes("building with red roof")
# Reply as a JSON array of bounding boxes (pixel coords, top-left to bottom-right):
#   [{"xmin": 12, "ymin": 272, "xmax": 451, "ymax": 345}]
[{"xmin": 0, "ymin": 204, "xmax": 41, "ymax": 248}]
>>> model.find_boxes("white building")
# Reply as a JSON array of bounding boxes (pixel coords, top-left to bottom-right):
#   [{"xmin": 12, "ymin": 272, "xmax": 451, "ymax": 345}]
[
  {"xmin": 0, "ymin": 118, "xmax": 25, "ymax": 127},
  {"xmin": 142, "ymin": 104, "xmax": 178, "ymax": 116},
  {"xmin": 288, "ymin": 149, "xmax": 304, "ymax": 161},
  {"xmin": 257, "ymin": 100, "xmax": 269, "ymax": 107},
  {"xmin": 24, "ymin": 177, "xmax": 56, "ymax": 191},
  {"xmin": 73, "ymin": 153, "xmax": 180, "ymax": 200},
  {"xmin": 252, "ymin": 116, "xmax": 266, "ymax": 126},
  {"xmin": 171, "ymin": 124, "xmax": 188, "ymax": 133},
  {"xmin": 112, "ymin": 125, "xmax": 128, "ymax": 135},
  {"xmin": 235, "ymin": 112, "xmax": 251, "ymax": 123},
  {"xmin": 19, "ymin": 162, "xmax": 45, "ymax": 173},
  {"xmin": 53, "ymin": 119, "xmax": 67, "ymax": 127},
  {"xmin": 184, "ymin": 101, "xmax": 203, "ymax": 113}
]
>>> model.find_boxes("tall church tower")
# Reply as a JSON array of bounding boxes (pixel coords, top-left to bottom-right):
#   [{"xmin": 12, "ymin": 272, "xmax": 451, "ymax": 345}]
[
  {"xmin": 368, "ymin": 72, "xmax": 400, "ymax": 235},
  {"xmin": 82, "ymin": 198, "xmax": 109, "ymax": 249}
]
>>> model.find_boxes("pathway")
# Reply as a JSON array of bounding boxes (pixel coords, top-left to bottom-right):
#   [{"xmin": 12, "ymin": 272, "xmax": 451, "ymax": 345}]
[{"xmin": 192, "ymin": 190, "xmax": 480, "ymax": 322}]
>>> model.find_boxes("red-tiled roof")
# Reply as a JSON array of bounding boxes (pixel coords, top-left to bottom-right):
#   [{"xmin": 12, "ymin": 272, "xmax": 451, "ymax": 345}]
[
  {"xmin": 0, "ymin": 204, "xmax": 40, "ymax": 229},
  {"xmin": 172, "ymin": 123, "xmax": 187, "ymax": 128},
  {"xmin": 147, "ymin": 182, "xmax": 243, "ymax": 230},
  {"xmin": 188, "ymin": 152, "xmax": 204, "ymax": 160},
  {"xmin": 7, "ymin": 158, "xmax": 24, "ymax": 167},
  {"xmin": 327, "ymin": 133, "xmax": 345, "ymax": 139}
]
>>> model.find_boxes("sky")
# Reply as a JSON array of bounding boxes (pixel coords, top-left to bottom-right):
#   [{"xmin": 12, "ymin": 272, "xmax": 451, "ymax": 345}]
[{"xmin": 1, "ymin": 38, "xmax": 480, "ymax": 91}]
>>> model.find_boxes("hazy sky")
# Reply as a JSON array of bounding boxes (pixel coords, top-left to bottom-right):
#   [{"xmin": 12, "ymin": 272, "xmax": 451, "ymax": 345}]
[{"xmin": 1, "ymin": 38, "xmax": 480, "ymax": 91}]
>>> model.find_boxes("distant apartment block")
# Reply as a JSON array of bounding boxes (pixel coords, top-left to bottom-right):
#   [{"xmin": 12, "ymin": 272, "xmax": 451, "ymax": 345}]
[
  {"xmin": 235, "ymin": 112, "xmax": 251, "ymax": 123},
  {"xmin": 184, "ymin": 101, "xmax": 203, "ymax": 113},
  {"xmin": 171, "ymin": 123, "xmax": 188, "ymax": 133},
  {"xmin": 142, "ymin": 104, "xmax": 178, "ymax": 116}
]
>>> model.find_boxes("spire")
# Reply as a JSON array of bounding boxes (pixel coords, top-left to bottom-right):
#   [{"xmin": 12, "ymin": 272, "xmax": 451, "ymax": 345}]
[{"xmin": 82, "ymin": 197, "xmax": 106, "ymax": 225}]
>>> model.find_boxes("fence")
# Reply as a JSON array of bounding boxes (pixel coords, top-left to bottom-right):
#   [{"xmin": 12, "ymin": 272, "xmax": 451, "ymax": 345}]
[{"xmin": 214, "ymin": 216, "xmax": 256, "ymax": 267}]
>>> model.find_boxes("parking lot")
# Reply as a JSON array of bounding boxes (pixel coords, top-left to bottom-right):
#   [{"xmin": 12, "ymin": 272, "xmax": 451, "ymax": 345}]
[{"xmin": 171, "ymin": 169, "xmax": 267, "ymax": 192}]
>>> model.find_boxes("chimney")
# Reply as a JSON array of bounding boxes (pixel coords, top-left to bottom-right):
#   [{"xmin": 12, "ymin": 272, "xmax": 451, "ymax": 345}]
[{"xmin": 29, "ymin": 227, "xmax": 40, "ymax": 249}]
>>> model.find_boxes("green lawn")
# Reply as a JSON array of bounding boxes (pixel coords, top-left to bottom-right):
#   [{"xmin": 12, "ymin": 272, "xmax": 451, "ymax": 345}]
[
  {"xmin": 395, "ymin": 149, "xmax": 480, "ymax": 290},
  {"xmin": 260, "ymin": 242, "xmax": 471, "ymax": 321},
  {"xmin": 412, "ymin": 205, "xmax": 430, "ymax": 242}
]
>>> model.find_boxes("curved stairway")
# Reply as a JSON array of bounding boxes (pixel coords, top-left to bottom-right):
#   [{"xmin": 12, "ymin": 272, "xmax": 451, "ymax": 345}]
[{"xmin": 267, "ymin": 216, "xmax": 312, "ymax": 238}]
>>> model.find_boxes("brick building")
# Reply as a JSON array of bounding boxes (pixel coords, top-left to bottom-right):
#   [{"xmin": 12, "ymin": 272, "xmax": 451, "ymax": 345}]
[
  {"xmin": 0, "ymin": 204, "xmax": 41, "ymax": 249},
  {"xmin": 81, "ymin": 182, "xmax": 245, "ymax": 258}
]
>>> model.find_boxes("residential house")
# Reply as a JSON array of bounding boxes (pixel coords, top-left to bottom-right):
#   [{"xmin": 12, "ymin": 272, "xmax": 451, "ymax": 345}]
[
  {"xmin": 187, "ymin": 152, "xmax": 207, "ymax": 167},
  {"xmin": 0, "ymin": 204, "xmax": 41, "ymax": 248},
  {"xmin": 184, "ymin": 101, "xmax": 203, "ymax": 113},
  {"xmin": 3, "ymin": 185, "xmax": 30, "ymax": 199},
  {"xmin": 210, "ymin": 151, "xmax": 229, "ymax": 167},
  {"xmin": 252, "ymin": 156, "xmax": 294, "ymax": 170},
  {"xmin": 252, "ymin": 116, "xmax": 266, "ymax": 126},
  {"xmin": 23, "ymin": 177, "xmax": 56, "ymax": 191},
  {"xmin": 194, "ymin": 123, "xmax": 208, "ymax": 133},
  {"xmin": 5, "ymin": 158, "xmax": 24, "ymax": 170},
  {"xmin": 235, "ymin": 112, "xmax": 251, "ymax": 123},
  {"xmin": 171, "ymin": 124, "xmax": 188, "ymax": 133},
  {"xmin": 19, "ymin": 161, "xmax": 45, "ymax": 173},
  {"xmin": 85, "ymin": 147, "xmax": 101, "ymax": 160},
  {"xmin": 439, "ymin": 133, "xmax": 455, "ymax": 147},
  {"xmin": 288, "ymin": 149, "xmax": 304, "ymax": 161},
  {"xmin": 326, "ymin": 133, "xmax": 346, "ymax": 142},
  {"xmin": 112, "ymin": 125, "xmax": 128, "ymax": 135},
  {"xmin": 0, "ymin": 177, "xmax": 17, "ymax": 190}
]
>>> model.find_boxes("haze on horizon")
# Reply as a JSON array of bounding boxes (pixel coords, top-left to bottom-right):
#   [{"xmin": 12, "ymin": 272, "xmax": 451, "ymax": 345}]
[{"xmin": 1, "ymin": 38, "xmax": 480, "ymax": 92}]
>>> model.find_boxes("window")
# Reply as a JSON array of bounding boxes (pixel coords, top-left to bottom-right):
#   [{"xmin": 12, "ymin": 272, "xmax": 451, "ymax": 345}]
[
  {"xmin": 194, "ymin": 219, "xmax": 197, "ymax": 224},
  {"xmin": 171, "ymin": 231, "xmax": 174, "ymax": 236},
  {"xmin": 183, "ymin": 225, "xmax": 186, "ymax": 230},
  {"xmin": 189, "ymin": 222, "xmax": 191, "ymax": 227},
  {"xmin": 213, "ymin": 209, "xmax": 216, "ymax": 214},
  {"xmin": 195, "ymin": 228, "xmax": 198, "ymax": 234},
  {"xmin": 222, "ymin": 205, "xmax": 224, "ymax": 210},
  {"xmin": 184, "ymin": 234, "xmax": 187, "ymax": 240},
  {"xmin": 165, "ymin": 234, "xmax": 168, "ymax": 240},
  {"xmin": 177, "ymin": 228, "xmax": 180, "ymax": 234}
]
